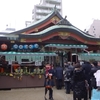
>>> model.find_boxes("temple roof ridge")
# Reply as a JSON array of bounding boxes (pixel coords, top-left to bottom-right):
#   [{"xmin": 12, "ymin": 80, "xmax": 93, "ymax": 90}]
[
  {"xmin": 8, "ymin": 6, "xmax": 63, "ymax": 35},
  {"xmin": 56, "ymin": 16, "xmax": 94, "ymax": 38},
  {"xmin": 21, "ymin": 25, "xmax": 96, "ymax": 39},
  {"xmin": 56, "ymin": 16, "xmax": 72, "ymax": 26}
]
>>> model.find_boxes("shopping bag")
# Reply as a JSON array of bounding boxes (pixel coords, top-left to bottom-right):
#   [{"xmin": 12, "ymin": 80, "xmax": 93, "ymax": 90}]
[{"xmin": 91, "ymin": 89, "xmax": 100, "ymax": 100}]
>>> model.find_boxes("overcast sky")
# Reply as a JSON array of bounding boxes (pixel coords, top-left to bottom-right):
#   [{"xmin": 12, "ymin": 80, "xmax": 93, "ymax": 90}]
[{"xmin": 0, "ymin": 0, "xmax": 100, "ymax": 31}]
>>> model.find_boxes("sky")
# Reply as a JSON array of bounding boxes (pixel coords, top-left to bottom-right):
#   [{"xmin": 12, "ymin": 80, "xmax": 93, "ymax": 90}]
[{"xmin": 0, "ymin": 0, "xmax": 100, "ymax": 32}]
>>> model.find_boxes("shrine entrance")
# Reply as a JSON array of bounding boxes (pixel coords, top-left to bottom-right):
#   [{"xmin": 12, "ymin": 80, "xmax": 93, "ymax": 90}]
[{"xmin": 44, "ymin": 44, "xmax": 88, "ymax": 67}]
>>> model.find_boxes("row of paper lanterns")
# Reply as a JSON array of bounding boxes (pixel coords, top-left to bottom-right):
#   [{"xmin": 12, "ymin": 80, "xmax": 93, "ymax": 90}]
[
  {"xmin": 0, "ymin": 43, "xmax": 39, "ymax": 51},
  {"xmin": 13, "ymin": 44, "xmax": 39, "ymax": 49}
]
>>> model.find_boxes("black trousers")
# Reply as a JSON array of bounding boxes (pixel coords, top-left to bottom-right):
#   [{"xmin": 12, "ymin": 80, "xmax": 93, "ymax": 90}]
[
  {"xmin": 45, "ymin": 87, "xmax": 53, "ymax": 99},
  {"xmin": 73, "ymin": 90, "xmax": 88, "ymax": 100},
  {"xmin": 88, "ymin": 85, "xmax": 92, "ymax": 99},
  {"xmin": 56, "ymin": 79, "xmax": 63, "ymax": 89},
  {"xmin": 65, "ymin": 81, "xmax": 71, "ymax": 94}
]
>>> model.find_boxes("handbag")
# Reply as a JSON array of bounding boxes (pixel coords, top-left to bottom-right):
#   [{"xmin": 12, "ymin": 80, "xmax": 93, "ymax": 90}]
[
  {"xmin": 91, "ymin": 89, "xmax": 100, "ymax": 100},
  {"xmin": 85, "ymin": 80, "xmax": 89, "ymax": 91}
]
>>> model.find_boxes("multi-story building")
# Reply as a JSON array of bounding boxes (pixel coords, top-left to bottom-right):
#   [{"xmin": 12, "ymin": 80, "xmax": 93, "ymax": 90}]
[
  {"xmin": 32, "ymin": 0, "xmax": 62, "ymax": 22},
  {"xmin": 88, "ymin": 19, "xmax": 100, "ymax": 38},
  {"xmin": 25, "ymin": 21, "xmax": 32, "ymax": 27},
  {"xmin": 1, "ymin": 28, "xmax": 16, "ymax": 33}
]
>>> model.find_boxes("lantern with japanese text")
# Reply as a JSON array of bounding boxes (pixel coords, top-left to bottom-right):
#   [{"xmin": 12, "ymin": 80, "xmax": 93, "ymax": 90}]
[
  {"xmin": 23, "ymin": 44, "xmax": 28, "ymax": 49},
  {"xmin": 1, "ymin": 44, "xmax": 7, "ymax": 50},
  {"xmin": 29, "ymin": 44, "xmax": 34, "ymax": 49},
  {"xmin": 13, "ymin": 44, "xmax": 18, "ymax": 49},
  {"xmin": 19, "ymin": 45, "xmax": 23, "ymax": 49},
  {"xmin": 34, "ymin": 44, "xmax": 39, "ymax": 48}
]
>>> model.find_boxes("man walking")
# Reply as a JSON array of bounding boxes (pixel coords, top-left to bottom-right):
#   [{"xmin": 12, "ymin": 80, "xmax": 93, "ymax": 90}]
[{"xmin": 55, "ymin": 63, "xmax": 63, "ymax": 89}]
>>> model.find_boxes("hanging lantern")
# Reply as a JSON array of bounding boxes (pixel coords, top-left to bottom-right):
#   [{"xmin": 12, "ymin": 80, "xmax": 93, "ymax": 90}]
[
  {"xmin": 23, "ymin": 44, "xmax": 28, "ymax": 49},
  {"xmin": 19, "ymin": 45, "xmax": 23, "ymax": 49},
  {"xmin": 1, "ymin": 44, "xmax": 7, "ymax": 50},
  {"xmin": 13, "ymin": 44, "xmax": 18, "ymax": 49},
  {"xmin": 29, "ymin": 44, "xmax": 34, "ymax": 49},
  {"xmin": 34, "ymin": 44, "xmax": 39, "ymax": 48}
]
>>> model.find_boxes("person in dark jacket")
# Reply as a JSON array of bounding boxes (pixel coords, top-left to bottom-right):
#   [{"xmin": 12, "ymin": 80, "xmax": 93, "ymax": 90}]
[
  {"xmin": 55, "ymin": 63, "xmax": 63, "ymax": 89},
  {"xmin": 90, "ymin": 61, "xmax": 98, "ymax": 89},
  {"xmin": 63, "ymin": 62, "xmax": 73, "ymax": 94},
  {"xmin": 82, "ymin": 61, "xmax": 92, "ymax": 99},
  {"xmin": 72, "ymin": 63, "xmax": 88, "ymax": 100}
]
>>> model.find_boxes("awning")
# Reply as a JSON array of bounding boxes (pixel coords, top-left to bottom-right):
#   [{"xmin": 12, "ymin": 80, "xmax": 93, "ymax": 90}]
[
  {"xmin": 0, "ymin": 52, "xmax": 57, "ymax": 56},
  {"xmin": 78, "ymin": 53, "xmax": 100, "ymax": 61},
  {"xmin": 79, "ymin": 53, "xmax": 100, "ymax": 56},
  {"xmin": 45, "ymin": 44, "xmax": 88, "ymax": 49},
  {"xmin": 0, "ymin": 52, "xmax": 57, "ymax": 62}
]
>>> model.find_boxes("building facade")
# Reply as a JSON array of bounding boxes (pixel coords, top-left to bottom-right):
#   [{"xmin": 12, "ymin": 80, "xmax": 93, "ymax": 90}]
[
  {"xmin": 88, "ymin": 19, "xmax": 100, "ymax": 38},
  {"xmin": 25, "ymin": 21, "xmax": 32, "ymax": 27},
  {"xmin": 32, "ymin": 0, "xmax": 62, "ymax": 22},
  {"xmin": 0, "ymin": 8, "xmax": 100, "ymax": 89}
]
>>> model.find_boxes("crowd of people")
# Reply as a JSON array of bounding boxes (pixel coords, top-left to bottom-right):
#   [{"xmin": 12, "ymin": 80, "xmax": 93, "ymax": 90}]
[{"xmin": 44, "ymin": 60, "xmax": 100, "ymax": 100}]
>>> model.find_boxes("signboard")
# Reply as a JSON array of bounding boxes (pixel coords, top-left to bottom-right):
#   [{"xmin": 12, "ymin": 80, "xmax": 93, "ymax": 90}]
[{"xmin": 35, "ymin": 61, "xmax": 42, "ymax": 66}]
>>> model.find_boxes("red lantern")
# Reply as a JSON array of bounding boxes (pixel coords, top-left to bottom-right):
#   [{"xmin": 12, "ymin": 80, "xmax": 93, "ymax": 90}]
[{"xmin": 1, "ymin": 44, "xmax": 7, "ymax": 50}]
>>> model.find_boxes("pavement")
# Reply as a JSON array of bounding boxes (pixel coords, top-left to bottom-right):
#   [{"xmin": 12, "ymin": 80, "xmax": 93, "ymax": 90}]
[{"xmin": 0, "ymin": 87, "xmax": 73, "ymax": 100}]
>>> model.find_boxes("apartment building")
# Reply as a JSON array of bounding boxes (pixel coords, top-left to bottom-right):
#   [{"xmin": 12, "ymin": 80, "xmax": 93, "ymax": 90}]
[
  {"xmin": 32, "ymin": 0, "xmax": 62, "ymax": 22},
  {"xmin": 88, "ymin": 19, "xmax": 100, "ymax": 38}
]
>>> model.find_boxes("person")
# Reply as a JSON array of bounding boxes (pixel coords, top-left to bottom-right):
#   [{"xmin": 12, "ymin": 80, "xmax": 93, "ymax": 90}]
[
  {"xmin": 44, "ymin": 64, "xmax": 54, "ymax": 100},
  {"xmin": 82, "ymin": 61, "xmax": 92, "ymax": 99},
  {"xmin": 72, "ymin": 62, "xmax": 88, "ymax": 100},
  {"xmin": 91, "ymin": 63, "xmax": 100, "ymax": 100},
  {"xmin": 90, "ymin": 61, "xmax": 98, "ymax": 89},
  {"xmin": 63, "ymin": 62, "xmax": 73, "ymax": 94},
  {"xmin": 90, "ymin": 61, "xmax": 100, "ymax": 99},
  {"xmin": 55, "ymin": 63, "xmax": 63, "ymax": 89}
]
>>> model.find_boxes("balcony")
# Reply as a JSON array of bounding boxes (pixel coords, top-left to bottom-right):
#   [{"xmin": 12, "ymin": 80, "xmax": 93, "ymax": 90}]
[
  {"xmin": 45, "ymin": 0, "xmax": 62, "ymax": 4},
  {"xmin": 36, "ymin": 10, "xmax": 51, "ymax": 15}
]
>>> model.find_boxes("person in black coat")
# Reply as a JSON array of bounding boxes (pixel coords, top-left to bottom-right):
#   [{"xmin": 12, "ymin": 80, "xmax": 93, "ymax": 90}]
[
  {"xmin": 82, "ymin": 61, "xmax": 92, "ymax": 99},
  {"xmin": 90, "ymin": 61, "xmax": 98, "ymax": 89},
  {"xmin": 55, "ymin": 63, "xmax": 63, "ymax": 89},
  {"xmin": 72, "ymin": 63, "xmax": 88, "ymax": 100}
]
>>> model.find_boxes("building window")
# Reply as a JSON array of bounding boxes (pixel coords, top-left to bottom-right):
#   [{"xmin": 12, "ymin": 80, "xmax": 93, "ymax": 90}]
[{"xmin": 94, "ymin": 34, "xmax": 96, "ymax": 37}]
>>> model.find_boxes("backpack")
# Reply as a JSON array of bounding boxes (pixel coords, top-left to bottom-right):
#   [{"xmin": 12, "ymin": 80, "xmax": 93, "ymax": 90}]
[{"xmin": 65, "ymin": 67, "xmax": 72, "ymax": 80}]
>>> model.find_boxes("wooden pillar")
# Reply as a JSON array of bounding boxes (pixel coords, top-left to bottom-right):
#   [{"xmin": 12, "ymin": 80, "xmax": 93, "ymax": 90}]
[
  {"xmin": 75, "ymin": 48, "xmax": 78, "ymax": 63},
  {"xmin": 70, "ymin": 49, "xmax": 72, "ymax": 62}
]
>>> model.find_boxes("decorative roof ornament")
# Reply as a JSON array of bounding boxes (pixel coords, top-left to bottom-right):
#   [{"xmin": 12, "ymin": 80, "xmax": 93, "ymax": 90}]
[
  {"xmin": 56, "ymin": 15, "xmax": 72, "ymax": 26},
  {"xmin": 54, "ymin": 5, "xmax": 56, "ymax": 10},
  {"xmin": 53, "ymin": 5, "xmax": 58, "ymax": 14}
]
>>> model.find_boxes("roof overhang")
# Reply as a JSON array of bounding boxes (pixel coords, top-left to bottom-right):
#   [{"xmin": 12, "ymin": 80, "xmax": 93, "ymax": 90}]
[
  {"xmin": 0, "ymin": 52, "xmax": 57, "ymax": 56},
  {"xmin": 45, "ymin": 44, "xmax": 88, "ymax": 49},
  {"xmin": 78, "ymin": 53, "xmax": 100, "ymax": 61}
]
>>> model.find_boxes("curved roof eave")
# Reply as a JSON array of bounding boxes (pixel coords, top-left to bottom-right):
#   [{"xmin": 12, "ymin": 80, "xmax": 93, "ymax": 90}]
[
  {"xmin": 9, "ymin": 9, "xmax": 63, "ymax": 35},
  {"xmin": 72, "ymin": 25, "xmax": 94, "ymax": 37},
  {"xmin": 20, "ymin": 25, "xmax": 99, "ymax": 41}
]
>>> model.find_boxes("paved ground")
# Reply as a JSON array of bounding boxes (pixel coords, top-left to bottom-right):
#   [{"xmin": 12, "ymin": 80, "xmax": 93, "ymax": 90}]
[{"xmin": 0, "ymin": 87, "xmax": 73, "ymax": 100}]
